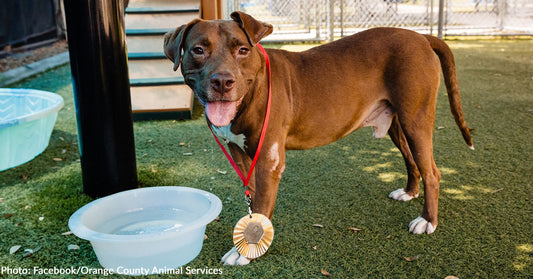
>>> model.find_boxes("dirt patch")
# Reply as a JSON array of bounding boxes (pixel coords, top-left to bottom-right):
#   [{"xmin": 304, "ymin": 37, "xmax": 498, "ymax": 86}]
[{"xmin": 0, "ymin": 40, "xmax": 68, "ymax": 73}]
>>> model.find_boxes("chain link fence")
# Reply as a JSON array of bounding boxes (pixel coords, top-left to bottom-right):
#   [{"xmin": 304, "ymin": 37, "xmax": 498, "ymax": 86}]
[{"xmin": 225, "ymin": 0, "xmax": 533, "ymax": 41}]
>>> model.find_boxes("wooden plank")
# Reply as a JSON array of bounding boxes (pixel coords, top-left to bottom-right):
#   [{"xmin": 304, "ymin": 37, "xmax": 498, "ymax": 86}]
[
  {"xmin": 127, "ymin": 35, "xmax": 165, "ymax": 53},
  {"xmin": 130, "ymin": 85, "xmax": 193, "ymax": 113},
  {"xmin": 126, "ymin": 7, "xmax": 198, "ymax": 14},
  {"xmin": 200, "ymin": 0, "xmax": 222, "ymax": 20},
  {"xmin": 125, "ymin": 12, "xmax": 198, "ymax": 30},
  {"xmin": 128, "ymin": 59, "xmax": 179, "ymax": 79},
  {"xmin": 128, "ymin": 0, "xmax": 200, "ymax": 10}
]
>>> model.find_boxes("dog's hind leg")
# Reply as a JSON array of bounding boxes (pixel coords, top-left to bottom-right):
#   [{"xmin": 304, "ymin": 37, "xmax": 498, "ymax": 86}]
[
  {"xmin": 397, "ymin": 113, "xmax": 441, "ymax": 234},
  {"xmin": 384, "ymin": 39, "xmax": 442, "ymax": 234},
  {"xmin": 387, "ymin": 116, "xmax": 421, "ymax": 201}
]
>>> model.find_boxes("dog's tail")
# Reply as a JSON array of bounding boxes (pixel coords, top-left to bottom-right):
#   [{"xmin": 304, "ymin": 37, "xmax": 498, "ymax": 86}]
[{"xmin": 425, "ymin": 35, "xmax": 474, "ymax": 150}]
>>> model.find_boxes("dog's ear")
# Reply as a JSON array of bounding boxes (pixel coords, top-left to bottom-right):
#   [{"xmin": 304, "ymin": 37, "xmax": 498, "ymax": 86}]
[
  {"xmin": 230, "ymin": 11, "xmax": 273, "ymax": 46},
  {"xmin": 164, "ymin": 18, "xmax": 202, "ymax": 71}
]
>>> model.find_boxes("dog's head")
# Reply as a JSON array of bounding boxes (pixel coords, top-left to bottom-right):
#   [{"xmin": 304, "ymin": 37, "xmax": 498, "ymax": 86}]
[{"xmin": 164, "ymin": 12, "xmax": 273, "ymax": 127}]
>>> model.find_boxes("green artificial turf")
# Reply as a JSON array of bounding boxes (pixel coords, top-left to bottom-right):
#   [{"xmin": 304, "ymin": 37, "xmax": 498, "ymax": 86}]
[{"xmin": 1, "ymin": 39, "xmax": 532, "ymax": 278}]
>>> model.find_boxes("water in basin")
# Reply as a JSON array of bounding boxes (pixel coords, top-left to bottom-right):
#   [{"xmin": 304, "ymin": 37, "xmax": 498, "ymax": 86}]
[{"xmin": 95, "ymin": 207, "xmax": 197, "ymax": 235}]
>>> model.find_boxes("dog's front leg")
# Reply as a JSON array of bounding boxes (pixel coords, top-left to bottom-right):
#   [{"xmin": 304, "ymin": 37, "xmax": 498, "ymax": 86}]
[
  {"xmin": 220, "ymin": 143, "xmax": 253, "ymax": 266},
  {"xmin": 249, "ymin": 141, "xmax": 286, "ymax": 219},
  {"xmin": 221, "ymin": 142, "xmax": 286, "ymax": 265}
]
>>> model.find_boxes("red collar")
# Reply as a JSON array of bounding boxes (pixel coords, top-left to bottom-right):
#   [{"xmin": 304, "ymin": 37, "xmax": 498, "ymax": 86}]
[{"xmin": 208, "ymin": 43, "xmax": 272, "ymax": 189}]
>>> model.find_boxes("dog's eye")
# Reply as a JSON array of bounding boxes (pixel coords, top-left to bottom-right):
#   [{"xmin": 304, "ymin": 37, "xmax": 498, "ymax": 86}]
[
  {"xmin": 238, "ymin": 47, "xmax": 249, "ymax": 56},
  {"xmin": 192, "ymin": 47, "xmax": 204, "ymax": 55}
]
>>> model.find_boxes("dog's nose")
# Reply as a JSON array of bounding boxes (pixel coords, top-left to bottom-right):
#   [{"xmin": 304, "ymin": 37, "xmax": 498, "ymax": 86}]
[{"xmin": 210, "ymin": 72, "xmax": 235, "ymax": 94}]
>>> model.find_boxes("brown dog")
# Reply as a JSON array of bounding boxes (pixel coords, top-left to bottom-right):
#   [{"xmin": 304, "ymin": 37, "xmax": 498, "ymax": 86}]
[{"xmin": 164, "ymin": 11, "xmax": 473, "ymax": 265}]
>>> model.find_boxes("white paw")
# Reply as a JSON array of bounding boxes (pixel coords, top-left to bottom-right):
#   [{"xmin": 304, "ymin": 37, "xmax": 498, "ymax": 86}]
[
  {"xmin": 389, "ymin": 188, "xmax": 418, "ymax": 201},
  {"xmin": 408, "ymin": 216, "xmax": 436, "ymax": 234},
  {"xmin": 221, "ymin": 247, "xmax": 251, "ymax": 266}
]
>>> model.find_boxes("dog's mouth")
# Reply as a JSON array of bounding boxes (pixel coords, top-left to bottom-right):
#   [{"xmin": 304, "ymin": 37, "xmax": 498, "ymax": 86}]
[
  {"xmin": 186, "ymin": 73, "xmax": 247, "ymax": 127},
  {"xmin": 205, "ymin": 97, "xmax": 244, "ymax": 127}
]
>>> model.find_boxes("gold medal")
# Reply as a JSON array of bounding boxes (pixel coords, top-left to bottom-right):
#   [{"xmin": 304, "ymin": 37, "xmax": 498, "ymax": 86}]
[{"xmin": 233, "ymin": 213, "xmax": 274, "ymax": 259}]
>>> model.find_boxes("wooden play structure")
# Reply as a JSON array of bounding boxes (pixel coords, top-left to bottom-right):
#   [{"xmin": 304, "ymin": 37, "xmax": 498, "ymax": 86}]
[{"xmin": 125, "ymin": 0, "xmax": 222, "ymax": 120}]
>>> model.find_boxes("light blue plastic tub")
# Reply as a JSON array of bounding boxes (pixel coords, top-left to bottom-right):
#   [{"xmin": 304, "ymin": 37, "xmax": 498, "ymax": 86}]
[
  {"xmin": 0, "ymin": 88, "xmax": 64, "ymax": 171},
  {"xmin": 69, "ymin": 186, "xmax": 222, "ymax": 275}
]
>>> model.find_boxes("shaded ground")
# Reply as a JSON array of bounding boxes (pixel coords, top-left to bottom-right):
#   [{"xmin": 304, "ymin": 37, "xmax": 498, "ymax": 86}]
[{"xmin": 0, "ymin": 40, "xmax": 68, "ymax": 73}]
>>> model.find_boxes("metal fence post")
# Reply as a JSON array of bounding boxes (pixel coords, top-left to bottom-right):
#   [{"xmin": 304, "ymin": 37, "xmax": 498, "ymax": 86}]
[
  {"xmin": 429, "ymin": 0, "xmax": 434, "ymax": 36},
  {"xmin": 437, "ymin": 0, "xmax": 445, "ymax": 38},
  {"xmin": 340, "ymin": 0, "xmax": 344, "ymax": 37},
  {"xmin": 499, "ymin": 0, "xmax": 506, "ymax": 31},
  {"xmin": 327, "ymin": 0, "xmax": 335, "ymax": 41},
  {"xmin": 63, "ymin": 0, "xmax": 138, "ymax": 198}
]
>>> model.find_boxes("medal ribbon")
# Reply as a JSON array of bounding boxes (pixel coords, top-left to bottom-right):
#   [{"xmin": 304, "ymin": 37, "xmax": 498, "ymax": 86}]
[{"xmin": 208, "ymin": 43, "xmax": 272, "ymax": 199}]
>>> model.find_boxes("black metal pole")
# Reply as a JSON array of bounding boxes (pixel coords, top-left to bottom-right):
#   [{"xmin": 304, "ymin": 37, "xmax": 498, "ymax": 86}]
[{"xmin": 63, "ymin": 0, "xmax": 138, "ymax": 198}]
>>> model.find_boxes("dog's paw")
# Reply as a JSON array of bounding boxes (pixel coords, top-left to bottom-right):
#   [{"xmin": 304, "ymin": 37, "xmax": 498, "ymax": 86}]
[
  {"xmin": 408, "ymin": 216, "xmax": 436, "ymax": 234},
  {"xmin": 389, "ymin": 188, "xmax": 418, "ymax": 201},
  {"xmin": 221, "ymin": 247, "xmax": 251, "ymax": 266}
]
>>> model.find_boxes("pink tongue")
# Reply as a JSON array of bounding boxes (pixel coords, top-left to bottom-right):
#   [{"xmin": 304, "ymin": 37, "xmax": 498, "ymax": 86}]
[{"xmin": 206, "ymin": 101, "xmax": 237, "ymax": 127}]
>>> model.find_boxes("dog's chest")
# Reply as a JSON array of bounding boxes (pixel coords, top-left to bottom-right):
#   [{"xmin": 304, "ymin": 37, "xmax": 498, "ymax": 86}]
[{"xmin": 211, "ymin": 124, "xmax": 247, "ymax": 151}]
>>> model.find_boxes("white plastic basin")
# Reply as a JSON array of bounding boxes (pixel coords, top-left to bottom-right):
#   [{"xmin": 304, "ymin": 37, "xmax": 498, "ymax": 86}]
[
  {"xmin": 68, "ymin": 186, "xmax": 222, "ymax": 275},
  {"xmin": 0, "ymin": 88, "xmax": 64, "ymax": 171}
]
